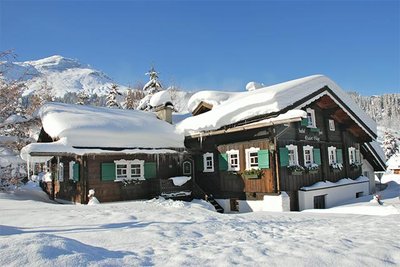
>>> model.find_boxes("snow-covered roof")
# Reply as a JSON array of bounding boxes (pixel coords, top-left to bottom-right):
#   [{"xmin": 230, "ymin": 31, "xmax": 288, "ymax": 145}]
[
  {"xmin": 177, "ymin": 75, "xmax": 377, "ymax": 137},
  {"xmin": 21, "ymin": 102, "xmax": 184, "ymax": 159},
  {"xmin": 187, "ymin": 91, "xmax": 240, "ymax": 113},
  {"xmin": 300, "ymin": 176, "xmax": 369, "ymax": 191},
  {"xmin": 150, "ymin": 90, "xmax": 173, "ymax": 107}
]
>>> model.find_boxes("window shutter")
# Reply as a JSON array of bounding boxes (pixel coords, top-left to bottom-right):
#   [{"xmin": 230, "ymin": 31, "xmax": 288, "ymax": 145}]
[
  {"xmin": 336, "ymin": 149, "xmax": 343, "ymax": 164},
  {"xmin": 218, "ymin": 153, "xmax": 228, "ymax": 171},
  {"xmin": 144, "ymin": 162, "xmax": 157, "ymax": 179},
  {"xmin": 313, "ymin": 148, "xmax": 321, "ymax": 165},
  {"xmin": 279, "ymin": 147, "xmax": 289, "ymax": 167},
  {"xmin": 300, "ymin": 118, "xmax": 308, "ymax": 127},
  {"xmin": 258, "ymin": 149, "xmax": 270, "ymax": 169},
  {"xmin": 356, "ymin": 149, "xmax": 361, "ymax": 163},
  {"xmin": 101, "ymin": 163, "xmax": 115, "ymax": 181},
  {"xmin": 195, "ymin": 155, "xmax": 204, "ymax": 171},
  {"xmin": 73, "ymin": 163, "xmax": 80, "ymax": 181}
]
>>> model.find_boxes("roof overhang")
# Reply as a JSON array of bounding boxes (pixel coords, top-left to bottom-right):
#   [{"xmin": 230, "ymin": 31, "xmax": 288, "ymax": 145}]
[
  {"xmin": 295, "ymin": 87, "xmax": 376, "ymax": 140},
  {"xmin": 361, "ymin": 143, "xmax": 386, "ymax": 171},
  {"xmin": 187, "ymin": 112, "xmax": 305, "ymax": 138}
]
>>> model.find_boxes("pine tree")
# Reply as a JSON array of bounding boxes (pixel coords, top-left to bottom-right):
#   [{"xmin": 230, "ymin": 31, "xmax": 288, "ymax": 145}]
[
  {"xmin": 106, "ymin": 84, "xmax": 122, "ymax": 108},
  {"xmin": 137, "ymin": 67, "xmax": 163, "ymax": 110},
  {"xmin": 143, "ymin": 67, "xmax": 162, "ymax": 95},
  {"xmin": 76, "ymin": 91, "xmax": 89, "ymax": 105},
  {"xmin": 124, "ymin": 89, "xmax": 135, "ymax": 109},
  {"xmin": 383, "ymin": 131, "xmax": 399, "ymax": 160}
]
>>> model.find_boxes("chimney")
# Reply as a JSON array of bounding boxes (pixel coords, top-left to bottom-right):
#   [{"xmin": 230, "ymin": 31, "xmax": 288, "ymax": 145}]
[{"xmin": 154, "ymin": 103, "xmax": 173, "ymax": 124}]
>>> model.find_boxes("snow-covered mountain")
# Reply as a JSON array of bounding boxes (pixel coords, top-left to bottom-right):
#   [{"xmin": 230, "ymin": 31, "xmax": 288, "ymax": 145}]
[{"xmin": 0, "ymin": 55, "xmax": 129, "ymax": 97}]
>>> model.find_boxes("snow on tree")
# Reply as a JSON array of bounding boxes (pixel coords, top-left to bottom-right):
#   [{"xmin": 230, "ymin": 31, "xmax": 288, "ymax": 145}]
[
  {"xmin": 76, "ymin": 91, "xmax": 89, "ymax": 105},
  {"xmin": 123, "ymin": 89, "xmax": 135, "ymax": 109},
  {"xmin": 382, "ymin": 131, "xmax": 399, "ymax": 160},
  {"xmin": 106, "ymin": 84, "xmax": 122, "ymax": 108},
  {"xmin": 137, "ymin": 67, "xmax": 163, "ymax": 111},
  {"xmin": 143, "ymin": 67, "xmax": 163, "ymax": 94}
]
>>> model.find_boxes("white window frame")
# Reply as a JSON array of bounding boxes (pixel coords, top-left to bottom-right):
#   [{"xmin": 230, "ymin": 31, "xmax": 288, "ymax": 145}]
[
  {"xmin": 203, "ymin": 152, "xmax": 214, "ymax": 172},
  {"xmin": 182, "ymin": 161, "xmax": 192, "ymax": 175},
  {"xmin": 226, "ymin": 149, "xmax": 240, "ymax": 171},
  {"xmin": 58, "ymin": 162, "xmax": 64, "ymax": 182},
  {"xmin": 329, "ymin": 119, "xmax": 335, "ymax": 131},
  {"xmin": 303, "ymin": 145, "xmax": 314, "ymax": 167},
  {"xmin": 306, "ymin": 108, "xmax": 316, "ymax": 128},
  {"xmin": 328, "ymin": 146, "xmax": 337, "ymax": 165},
  {"xmin": 69, "ymin": 161, "xmax": 75, "ymax": 180},
  {"xmin": 114, "ymin": 159, "xmax": 145, "ymax": 181},
  {"xmin": 348, "ymin": 147, "xmax": 356, "ymax": 164},
  {"xmin": 245, "ymin": 147, "xmax": 260, "ymax": 170},
  {"xmin": 286, "ymin": 144, "xmax": 299, "ymax": 166}
]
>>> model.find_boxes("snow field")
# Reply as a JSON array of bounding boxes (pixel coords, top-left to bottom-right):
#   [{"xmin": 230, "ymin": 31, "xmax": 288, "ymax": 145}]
[{"xmin": 1, "ymin": 176, "xmax": 400, "ymax": 267}]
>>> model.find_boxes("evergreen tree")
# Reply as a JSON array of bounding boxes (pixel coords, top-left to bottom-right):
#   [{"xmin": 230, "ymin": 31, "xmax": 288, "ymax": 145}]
[
  {"xmin": 124, "ymin": 89, "xmax": 135, "ymax": 109},
  {"xmin": 143, "ymin": 67, "xmax": 162, "ymax": 95},
  {"xmin": 106, "ymin": 84, "xmax": 122, "ymax": 108},
  {"xmin": 383, "ymin": 131, "xmax": 399, "ymax": 160},
  {"xmin": 76, "ymin": 91, "xmax": 89, "ymax": 105},
  {"xmin": 137, "ymin": 67, "xmax": 162, "ymax": 110}
]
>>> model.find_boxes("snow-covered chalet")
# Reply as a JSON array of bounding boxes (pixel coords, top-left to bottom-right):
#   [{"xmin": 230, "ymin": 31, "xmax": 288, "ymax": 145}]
[
  {"xmin": 176, "ymin": 75, "xmax": 386, "ymax": 211},
  {"xmin": 21, "ymin": 100, "xmax": 192, "ymax": 204}
]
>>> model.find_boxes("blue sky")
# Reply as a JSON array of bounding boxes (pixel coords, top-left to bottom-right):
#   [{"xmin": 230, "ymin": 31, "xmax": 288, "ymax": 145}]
[{"xmin": 1, "ymin": 0, "xmax": 399, "ymax": 95}]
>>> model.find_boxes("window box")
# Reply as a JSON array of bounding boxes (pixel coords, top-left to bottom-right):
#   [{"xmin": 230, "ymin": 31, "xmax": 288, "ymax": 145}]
[
  {"xmin": 350, "ymin": 163, "xmax": 362, "ymax": 170},
  {"xmin": 241, "ymin": 169, "xmax": 263, "ymax": 179},
  {"xmin": 287, "ymin": 164, "xmax": 305, "ymax": 175},
  {"xmin": 330, "ymin": 163, "xmax": 343, "ymax": 173},
  {"xmin": 306, "ymin": 163, "xmax": 319, "ymax": 174},
  {"xmin": 243, "ymin": 173, "xmax": 259, "ymax": 179}
]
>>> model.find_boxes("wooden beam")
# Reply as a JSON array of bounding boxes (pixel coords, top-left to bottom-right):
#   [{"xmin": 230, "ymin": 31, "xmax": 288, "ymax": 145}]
[{"xmin": 316, "ymin": 95, "xmax": 338, "ymax": 110}]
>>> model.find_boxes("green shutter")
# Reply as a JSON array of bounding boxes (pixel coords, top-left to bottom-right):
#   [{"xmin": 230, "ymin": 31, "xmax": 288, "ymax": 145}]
[
  {"xmin": 218, "ymin": 153, "xmax": 228, "ymax": 171},
  {"xmin": 301, "ymin": 118, "xmax": 308, "ymax": 126},
  {"xmin": 195, "ymin": 155, "xmax": 204, "ymax": 171},
  {"xmin": 258, "ymin": 149, "xmax": 270, "ymax": 169},
  {"xmin": 313, "ymin": 148, "xmax": 321, "ymax": 165},
  {"xmin": 73, "ymin": 163, "xmax": 80, "ymax": 181},
  {"xmin": 336, "ymin": 149, "xmax": 343, "ymax": 164},
  {"xmin": 279, "ymin": 147, "xmax": 289, "ymax": 167},
  {"xmin": 101, "ymin": 163, "xmax": 115, "ymax": 181},
  {"xmin": 144, "ymin": 162, "xmax": 157, "ymax": 179}
]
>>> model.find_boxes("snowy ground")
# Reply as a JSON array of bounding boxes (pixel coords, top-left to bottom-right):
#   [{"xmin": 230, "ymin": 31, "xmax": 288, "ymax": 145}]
[{"xmin": 1, "ymin": 175, "xmax": 399, "ymax": 266}]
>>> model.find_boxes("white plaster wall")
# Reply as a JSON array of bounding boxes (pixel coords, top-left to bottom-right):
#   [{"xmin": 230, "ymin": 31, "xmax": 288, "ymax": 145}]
[
  {"xmin": 215, "ymin": 199, "xmax": 231, "ymax": 213},
  {"xmin": 298, "ymin": 181, "xmax": 369, "ymax": 211},
  {"xmin": 362, "ymin": 157, "xmax": 376, "ymax": 194},
  {"xmin": 217, "ymin": 193, "xmax": 291, "ymax": 213}
]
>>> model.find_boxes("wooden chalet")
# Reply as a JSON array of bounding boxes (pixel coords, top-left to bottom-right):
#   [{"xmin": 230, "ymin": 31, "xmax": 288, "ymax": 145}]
[
  {"xmin": 177, "ymin": 75, "xmax": 386, "ymax": 211},
  {"xmin": 21, "ymin": 102, "xmax": 193, "ymax": 204}
]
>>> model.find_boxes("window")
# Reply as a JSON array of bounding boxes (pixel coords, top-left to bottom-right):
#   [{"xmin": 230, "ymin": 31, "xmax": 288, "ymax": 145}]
[
  {"xmin": 69, "ymin": 161, "xmax": 75, "ymax": 180},
  {"xmin": 303, "ymin": 145, "xmax": 314, "ymax": 167},
  {"xmin": 203, "ymin": 152, "xmax": 214, "ymax": 172},
  {"xmin": 306, "ymin": 108, "xmax": 316, "ymax": 128},
  {"xmin": 182, "ymin": 161, "xmax": 192, "ymax": 175},
  {"xmin": 227, "ymin": 149, "xmax": 240, "ymax": 171},
  {"xmin": 114, "ymin": 159, "xmax": 144, "ymax": 180},
  {"xmin": 329, "ymin": 119, "xmax": 335, "ymax": 131},
  {"xmin": 328, "ymin": 146, "xmax": 337, "ymax": 165},
  {"xmin": 245, "ymin": 147, "xmax": 260, "ymax": 170},
  {"xmin": 286, "ymin": 144, "xmax": 299, "ymax": 166},
  {"xmin": 348, "ymin": 147, "xmax": 356, "ymax": 164},
  {"xmin": 58, "ymin": 163, "xmax": 64, "ymax": 182}
]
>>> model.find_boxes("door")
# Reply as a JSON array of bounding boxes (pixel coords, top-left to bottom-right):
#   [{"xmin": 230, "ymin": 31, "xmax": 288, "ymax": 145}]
[{"xmin": 313, "ymin": 195, "xmax": 326, "ymax": 209}]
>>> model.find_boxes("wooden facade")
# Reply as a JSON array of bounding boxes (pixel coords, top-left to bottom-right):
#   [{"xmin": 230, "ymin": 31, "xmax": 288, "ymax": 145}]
[
  {"xmin": 42, "ymin": 151, "xmax": 192, "ymax": 204},
  {"xmin": 186, "ymin": 93, "xmax": 370, "ymax": 211}
]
